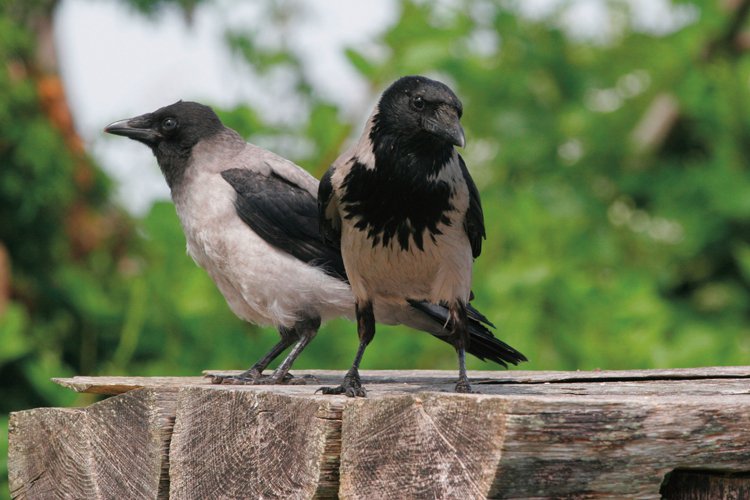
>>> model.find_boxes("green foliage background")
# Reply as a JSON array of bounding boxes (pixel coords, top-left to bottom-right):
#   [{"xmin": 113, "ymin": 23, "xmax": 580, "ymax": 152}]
[{"xmin": 3, "ymin": 0, "xmax": 750, "ymax": 495}]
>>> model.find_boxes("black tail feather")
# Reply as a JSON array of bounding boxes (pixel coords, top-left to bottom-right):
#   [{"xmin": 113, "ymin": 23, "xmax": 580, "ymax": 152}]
[
  {"xmin": 466, "ymin": 302, "xmax": 495, "ymax": 329},
  {"xmin": 407, "ymin": 299, "xmax": 527, "ymax": 367}
]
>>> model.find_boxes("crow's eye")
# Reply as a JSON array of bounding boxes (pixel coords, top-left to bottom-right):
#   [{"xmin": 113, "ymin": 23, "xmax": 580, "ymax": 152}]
[
  {"xmin": 161, "ymin": 117, "xmax": 178, "ymax": 131},
  {"xmin": 412, "ymin": 96, "xmax": 425, "ymax": 110}
]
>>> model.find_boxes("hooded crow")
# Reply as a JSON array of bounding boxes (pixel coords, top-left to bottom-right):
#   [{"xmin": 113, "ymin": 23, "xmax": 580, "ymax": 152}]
[
  {"xmin": 318, "ymin": 76, "xmax": 526, "ymax": 395},
  {"xmin": 105, "ymin": 100, "xmax": 524, "ymax": 389}
]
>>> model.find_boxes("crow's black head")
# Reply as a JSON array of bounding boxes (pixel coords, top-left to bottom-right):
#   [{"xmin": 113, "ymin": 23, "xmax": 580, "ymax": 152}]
[
  {"xmin": 373, "ymin": 75, "xmax": 465, "ymax": 149},
  {"xmin": 105, "ymin": 101, "xmax": 223, "ymax": 188}
]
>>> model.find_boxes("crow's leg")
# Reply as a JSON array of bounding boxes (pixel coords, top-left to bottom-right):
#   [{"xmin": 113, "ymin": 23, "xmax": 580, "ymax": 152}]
[
  {"xmin": 450, "ymin": 300, "xmax": 474, "ymax": 393},
  {"xmin": 318, "ymin": 301, "xmax": 375, "ymax": 397},
  {"xmin": 209, "ymin": 326, "xmax": 298, "ymax": 385},
  {"xmin": 264, "ymin": 316, "xmax": 320, "ymax": 384}
]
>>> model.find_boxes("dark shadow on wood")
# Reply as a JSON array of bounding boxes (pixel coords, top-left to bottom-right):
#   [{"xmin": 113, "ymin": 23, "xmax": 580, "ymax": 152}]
[{"xmin": 661, "ymin": 469, "xmax": 750, "ymax": 499}]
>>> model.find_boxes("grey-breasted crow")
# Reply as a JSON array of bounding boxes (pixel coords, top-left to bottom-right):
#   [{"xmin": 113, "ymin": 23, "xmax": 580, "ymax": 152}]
[
  {"xmin": 105, "ymin": 101, "xmax": 524, "ymax": 388},
  {"xmin": 318, "ymin": 76, "xmax": 526, "ymax": 395}
]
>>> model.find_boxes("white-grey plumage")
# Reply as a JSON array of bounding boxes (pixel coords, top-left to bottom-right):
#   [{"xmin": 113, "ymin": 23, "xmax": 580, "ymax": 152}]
[
  {"xmin": 105, "ymin": 101, "xmax": 525, "ymax": 386},
  {"xmin": 319, "ymin": 76, "xmax": 526, "ymax": 396},
  {"xmin": 172, "ymin": 132, "xmax": 352, "ymax": 327}
]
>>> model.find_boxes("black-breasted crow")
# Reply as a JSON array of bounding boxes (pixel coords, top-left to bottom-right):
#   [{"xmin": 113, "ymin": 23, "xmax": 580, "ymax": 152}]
[
  {"xmin": 318, "ymin": 76, "xmax": 526, "ymax": 395},
  {"xmin": 105, "ymin": 100, "xmax": 523, "ymax": 388}
]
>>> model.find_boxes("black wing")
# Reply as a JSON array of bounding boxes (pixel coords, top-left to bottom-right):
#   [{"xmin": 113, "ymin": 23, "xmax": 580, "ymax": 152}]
[
  {"xmin": 221, "ymin": 168, "xmax": 347, "ymax": 281},
  {"xmin": 318, "ymin": 168, "xmax": 341, "ymax": 247},
  {"xmin": 458, "ymin": 155, "xmax": 486, "ymax": 258}
]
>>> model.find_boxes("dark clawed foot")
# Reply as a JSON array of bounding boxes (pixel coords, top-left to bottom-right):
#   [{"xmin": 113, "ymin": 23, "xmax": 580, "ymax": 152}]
[
  {"xmin": 455, "ymin": 380, "xmax": 477, "ymax": 394},
  {"xmin": 316, "ymin": 384, "xmax": 367, "ymax": 397},
  {"xmin": 316, "ymin": 373, "xmax": 366, "ymax": 397}
]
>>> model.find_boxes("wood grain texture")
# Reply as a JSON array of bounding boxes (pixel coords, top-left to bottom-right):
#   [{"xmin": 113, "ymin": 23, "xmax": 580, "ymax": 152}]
[
  {"xmin": 168, "ymin": 387, "xmax": 343, "ymax": 500},
  {"xmin": 9, "ymin": 407, "xmax": 94, "ymax": 499},
  {"xmin": 9, "ymin": 388, "xmax": 178, "ymax": 499},
  {"xmin": 340, "ymin": 394, "xmax": 508, "ymax": 499},
  {"xmin": 53, "ymin": 366, "xmax": 750, "ymax": 395},
  {"xmin": 336, "ymin": 391, "xmax": 750, "ymax": 498},
  {"xmin": 10, "ymin": 368, "xmax": 750, "ymax": 499},
  {"xmin": 490, "ymin": 398, "xmax": 750, "ymax": 498}
]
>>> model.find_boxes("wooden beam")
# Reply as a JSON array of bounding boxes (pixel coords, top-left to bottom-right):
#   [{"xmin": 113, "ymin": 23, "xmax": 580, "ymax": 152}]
[
  {"xmin": 9, "ymin": 368, "xmax": 750, "ymax": 498},
  {"xmin": 9, "ymin": 388, "xmax": 177, "ymax": 499},
  {"xmin": 168, "ymin": 387, "xmax": 343, "ymax": 499},
  {"xmin": 51, "ymin": 365, "xmax": 750, "ymax": 395}
]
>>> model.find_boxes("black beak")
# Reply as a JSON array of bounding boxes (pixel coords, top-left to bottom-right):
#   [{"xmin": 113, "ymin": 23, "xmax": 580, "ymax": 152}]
[
  {"xmin": 104, "ymin": 115, "xmax": 161, "ymax": 145},
  {"xmin": 423, "ymin": 106, "xmax": 465, "ymax": 148}
]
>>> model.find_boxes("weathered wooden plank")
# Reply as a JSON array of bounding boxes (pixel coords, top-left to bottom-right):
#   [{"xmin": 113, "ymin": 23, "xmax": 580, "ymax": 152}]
[
  {"xmin": 8, "ymin": 388, "xmax": 178, "ymax": 499},
  {"xmin": 489, "ymin": 399, "xmax": 750, "ymax": 499},
  {"xmin": 51, "ymin": 375, "xmax": 208, "ymax": 395},
  {"xmin": 168, "ymin": 386, "xmax": 343, "ymax": 500},
  {"xmin": 9, "ymin": 407, "xmax": 94, "ymax": 499},
  {"xmin": 11, "ymin": 368, "xmax": 750, "ymax": 499},
  {"xmin": 52, "ymin": 366, "xmax": 750, "ymax": 395},
  {"xmin": 336, "ymin": 392, "xmax": 750, "ymax": 499},
  {"xmin": 339, "ymin": 394, "xmax": 508, "ymax": 499}
]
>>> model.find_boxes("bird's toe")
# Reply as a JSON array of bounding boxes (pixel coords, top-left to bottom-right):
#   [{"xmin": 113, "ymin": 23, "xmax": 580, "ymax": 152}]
[
  {"xmin": 344, "ymin": 386, "xmax": 367, "ymax": 398},
  {"xmin": 316, "ymin": 385, "xmax": 344, "ymax": 395},
  {"xmin": 454, "ymin": 380, "xmax": 475, "ymax": 393},
  {"xmin": 316, "ymin": 382, "xmax": 367, "ymax": 397}
]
